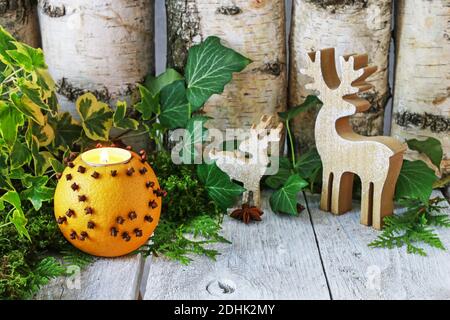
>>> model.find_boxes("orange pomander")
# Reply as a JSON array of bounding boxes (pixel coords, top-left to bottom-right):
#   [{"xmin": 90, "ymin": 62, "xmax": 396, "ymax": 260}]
[{"xmin": 54, "ymin": 148, "xmax": 163, "ymax": 257}]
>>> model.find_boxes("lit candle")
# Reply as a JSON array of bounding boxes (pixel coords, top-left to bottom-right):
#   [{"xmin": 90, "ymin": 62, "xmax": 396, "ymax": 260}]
[{"xmin": 81, "ymin": 147, "xmax": 132, "ymax": 166}]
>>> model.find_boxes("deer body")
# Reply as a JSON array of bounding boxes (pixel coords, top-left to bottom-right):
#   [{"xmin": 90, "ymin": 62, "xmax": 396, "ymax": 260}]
[
  {"xmin": 209, "ymin": 115, "xmax": 283, "ymax": 208},
  {"xmin": 305, "ymin": 48, "xmax": 406, "ymax": 229}
]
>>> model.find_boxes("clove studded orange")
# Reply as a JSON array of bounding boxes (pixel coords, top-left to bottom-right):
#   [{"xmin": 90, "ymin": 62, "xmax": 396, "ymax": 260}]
[{"xmin": 54, "ymin": 147, "xmax": 162, "ymax": 257}]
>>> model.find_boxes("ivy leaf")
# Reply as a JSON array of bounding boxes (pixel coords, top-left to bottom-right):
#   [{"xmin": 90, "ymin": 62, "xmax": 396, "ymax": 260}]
[
  {"xmin": 76, "ymin": 93, "xmax": 113, "ymax": 141},
  {"xmin": 407, "ymin": 137, "xmax": 443, "ymax": 169},
  {"xmin": 0, "ymin": 26, "xmax": 16, "ymax": 65},
  {"xmin": 197, "ymin": 163, "xmax": 246, "ymax": 210},
  {"xmin": 47, "ymin": 112, "xmax": 82, "ymax": 149},
  {"xmin": 0, "ymin": 190, "xmax": 30, "ymax": 240},
  {"xmin": 145, "ymin": 68, "xmax": 183, "ymax": 96},
  {"xmin": 396, "ymin": 160, "xmax": 437, "ymax": 203},
  {"xmin": 177, "ymin": 116, "xmax": 209, "ymax": 164},
  {"xmin": 0, "ymin": 101, "xmax": 24, "ymax": 145},
  {"xmin": 30, "ymin": 135, "xmax": 50, "ymax": 176},
  {"xmin": 10, "ymin": 92, "xmax": 45, "ymax": 126},
  {"xmin": 31, "ymin": 120, "xmax": 55, "ymax": 147},
  {"xmin": 6, "ymin": 41, "xmax": 46, "ymax": 72},
  {"xmin": 278, "ymin": 95, "xmax": 322, "ymax": 121},
  {"xmin": 11, "ymin": 209, "xmax": 30, "ymax": 240},
  {"xmin": 18, "ymin": 79, "xmax": 50, "ymax": 111},
  {"xmin": 270, "ymin": 174, "xmax": 308, "ymax": 216},
  {"xmin": 113, "ymin": 101, "xmax": 139, "ymax": 130},
  {"xmin": 295, "ymin": 147, "xmax": 322, "ymax": 180},
  {"xmin": 185, "ymin": 36, "xmax": 251, "ymax": 109},
  {"xmin": 10, "ymin": 140, "xmax": 31, "ymax": 169},
  {"xmin": 160, "ymin": 80, "xmax": 190, "ymax": 129},
  {"xmin": 49, "ymin": 158, "xmax": 65, "ymax": 174},
  {"xmin": 21, "ymin": 175, "xmax": 54, "ymax": 211},
  {"xmin": 265, "ymin": 157, "xmax": 292, "ymax": 189},
  {"xmin": 135, "ymin": 85, "xmax": 159, "ymax": 120}
]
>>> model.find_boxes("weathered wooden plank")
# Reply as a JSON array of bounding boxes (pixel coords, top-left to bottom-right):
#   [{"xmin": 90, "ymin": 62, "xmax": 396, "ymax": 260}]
[
  {"xmin": 308, "ymin": 191, "xmax": 450, "ymax": 300},
  {"xmin": 144, "ymin": 192, "xmax": 330, "ymax": 300},
  {"xmin": 35, "ymin": 255, "xmax": 144, "ymax": 300}
]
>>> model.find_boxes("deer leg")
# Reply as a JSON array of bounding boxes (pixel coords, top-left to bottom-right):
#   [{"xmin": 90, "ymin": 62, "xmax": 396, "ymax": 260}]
[
  {"xmin": 251, "ymin": 184, "xmax": 261, "ymax": 208},
  {"xmin": 360, "ymin": 181, "xmax": 373, "ymax": 226},
  {"xmin": 372, "ymin": 182, "xmax": 384, "ymax": 230},
  {"xmin": 330, "ymin": 172, "xmax": 342, "ymax": 215},
  {"xmin": 320, "ymin": 168, "xmax": 332, "ymax": 212}
]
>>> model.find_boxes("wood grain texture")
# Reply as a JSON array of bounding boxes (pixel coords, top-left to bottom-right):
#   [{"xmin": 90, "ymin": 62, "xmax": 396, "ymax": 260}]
[
  {"xmin": 289, "ymin": 0, "xmax": 392, "ymax": 151},
  {"xmin": 35, "ymin": 255, "xmax": 143, "ymax": 300},
  {"xmin": 0, "ymin": 0, "xmax": 40, "ymax": 47},
  {"xmin": 391, "ymin": 0, "xmax": 450, "ymax": 175},
  {"xmin": 306, "ymin": 48, "xmax": 405, "ymax": 230},
  {"xmin": 37, "ymin": 0, "xmax": 155, "ymax": 117},
  {"xmin": 308, "ymin": 191, "xmax": 450, "ymax": 300},
  {"xmin": 166, "ymin": 0, "xmax": 287, "ymax": 131},
  {"xmin": 144, "ymin": 192, "xmax": 330, "ymax": 300}
]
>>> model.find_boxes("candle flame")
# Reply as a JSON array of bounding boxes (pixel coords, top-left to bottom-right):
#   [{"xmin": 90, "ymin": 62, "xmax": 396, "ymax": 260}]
[{"xmin": 100, "ymin": 149, "xmax": 109, "ymax": 164}]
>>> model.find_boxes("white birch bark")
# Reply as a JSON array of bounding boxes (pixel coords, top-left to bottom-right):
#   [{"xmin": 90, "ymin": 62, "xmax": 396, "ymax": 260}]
[
  {"xmin": 0, "ymin": 0, "xmax": 40, "ymax": 47},
  {"xmin": 37, "ymin": 0, "xmax": 154, "ymax": 116},
  {"xmin": 391, "ymin": 0, "xmax": 450, "ymax": 175},
  {"xmin": 166, "ymin": 0, "xmax": 287, "ymax": 130},
  {"xmin": 289, "ymin": 0, "xmax": 392, "ymax": 151}
]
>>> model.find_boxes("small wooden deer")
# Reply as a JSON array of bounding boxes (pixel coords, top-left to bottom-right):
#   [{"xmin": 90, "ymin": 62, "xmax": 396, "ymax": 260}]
[
  {"xmin": 209, "ymin": 115, "xmax": 283, "ymax": 208},
  {"xmin": 302, "ymin": 48, "xmax": 406, "ymax": 230}
]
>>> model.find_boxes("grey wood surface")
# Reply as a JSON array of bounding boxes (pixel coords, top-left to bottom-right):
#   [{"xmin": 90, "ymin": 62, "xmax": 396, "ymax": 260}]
[
  {"xmin": 143, "ymin": 191, "xmax": 450, "ymax": 300},
  {"xmin": 35, "ymin": 255, "xmax": 144, "ymax": 300},
  {"xmin": 144, "ymin": 192, "xmax": 330, "ymax": 300},
  {"xmin": 308, "ymin": 190, "xmax": 450, "ymax": 300},
  {"xmin": 36, "ymin": 190, "xmax": 450, "ymax": 300}
]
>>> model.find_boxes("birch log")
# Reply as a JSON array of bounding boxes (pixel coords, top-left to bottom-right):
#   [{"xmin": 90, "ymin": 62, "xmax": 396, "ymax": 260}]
[
  {"xmin": 391, "ymin": 0, "xmax": 450, "ymax": 175},
  {"xmin": 289, "ymin": 0, "xmax": 392, "ymax": 151},
  {"xmin": 0, "ymin": 0, "xmax": 40, "ymax": 47},
  {"xmin": 166, "ymin": 0, "xmax": 287, "ymax": 130},
  {"xmin": 37, "ymin": 0, "xmax": 154, "ymax": 116}
]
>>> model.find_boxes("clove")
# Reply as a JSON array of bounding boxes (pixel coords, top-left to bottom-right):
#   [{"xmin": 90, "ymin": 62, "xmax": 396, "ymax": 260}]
[
  {"xmin": 79, "ymin": 231, "xmax": 88, "ymax": 241},
  {"xmin": 139, "ymin": 167, "xmax": 147, "ymax": 175},
  {"xmin": 84, "ymin": 207, "xmax": 93, "ymax": 215},
  {"xmin": 57, "ymin": 216, "xmax": 67, "ymax": 224},
  {"xmin": 111, "ymin": 170, "xmax": 117, "ymax": 177},
  {"xmin": 56, "ymin": 173, "xmax": 62, "ymax": 180},
  {"xmin": 110, "ymin": 227, "xmax": 118, "ymax": 237},
  {"xmin": 71, "ymin": 183, "xmax": 79, "ymax": 191},
  {"xmin": 66, "ymin": 209, "xmax": 75, "ymax": 217},
  {"xmin": 66, "ymin": 173, "xmax": 73, "ymax": 181},
  {"xmin": 68, "ymin": 162, "xmax": 75, "ymax": 168},
  {"xmin": 77, "ymin": 166, "xmax": 86, "ymax": 173},
  {"xmin": 128, "ymin": 211, "xmax": 137, "ymax": 220},
  {"xmin": 122, "ymin": 232, "xmax": 131, "ymax": 242},
  {"xmin": 126, "ymin": 146, "xmax": 132, "ymax": 151},
  {"xmin": 70, "ymin": 231, "xmax": 77, "ymax": 240},
  {"xmin": 96, "ymin": 143, "xmax": 103, "ymax": 148},
  {"xmin": 87, "ymin": 221, "xmax": 95, "ymax": 229},
  {"xmin": 144, "ymin": 215, "xmax": 153, "ymax": 223},
  {"xmin": 91, "ymin": 171, "xmax": 100, "ymax": 179},
  {"xmin": 126, "ymin": 168, "xmax": 135, "ymax": 176},
  {"xmin": 146, "ymin": 181, "xmax": 154, "ymax": 188},
  {"xmin": 149, "ymin": 200, "xmax": 158, "ymax": 209},
  {"xmin": 68, "ymin": 152, "xmax": 78, "ymax": 161},
  {"xmin": 134, "ymin": 229, "xmax": 143, "ymax": 237},
  {"xmin": 78, "ymin": 195, "xmax": 87, "ymax": 202},
  {"xmin": 116, "ymin": 216, "xmax": 125, "ymax": 224}
]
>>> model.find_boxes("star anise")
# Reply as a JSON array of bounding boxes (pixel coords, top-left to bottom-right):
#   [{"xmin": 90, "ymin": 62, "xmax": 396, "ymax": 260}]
[{"xmin": 230, "ymin": 204, "xmax": 263, "ymax": 224}]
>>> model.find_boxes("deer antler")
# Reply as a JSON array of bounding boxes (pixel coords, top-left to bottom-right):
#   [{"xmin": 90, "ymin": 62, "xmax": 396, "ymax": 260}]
[
  {"xmin": 251, "ymin": 115, "xmax": 273, "ymax": 130},
  {"xmin": 339, "ymin": 54, "xmax": 378, "ymax": 96}
]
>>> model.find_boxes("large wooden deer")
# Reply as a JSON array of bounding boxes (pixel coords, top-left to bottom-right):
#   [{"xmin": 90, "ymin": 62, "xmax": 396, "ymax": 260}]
[
  {"xmin": 209, "ymin": 115, "xmax": 283, "ymax": 208},
  {"xmin": 302, "ymin": 48, "xmax": 406, "ymax": 230}
]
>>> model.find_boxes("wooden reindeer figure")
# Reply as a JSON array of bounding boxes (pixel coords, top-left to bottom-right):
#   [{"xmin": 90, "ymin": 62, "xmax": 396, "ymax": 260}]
[
  {"xmin": 209, "ymin": 115, "xmax": 283, "ymax": 208},
  {"xmin": 302, "ymin": 48, "xmax": 406, "ymax": 230}
]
